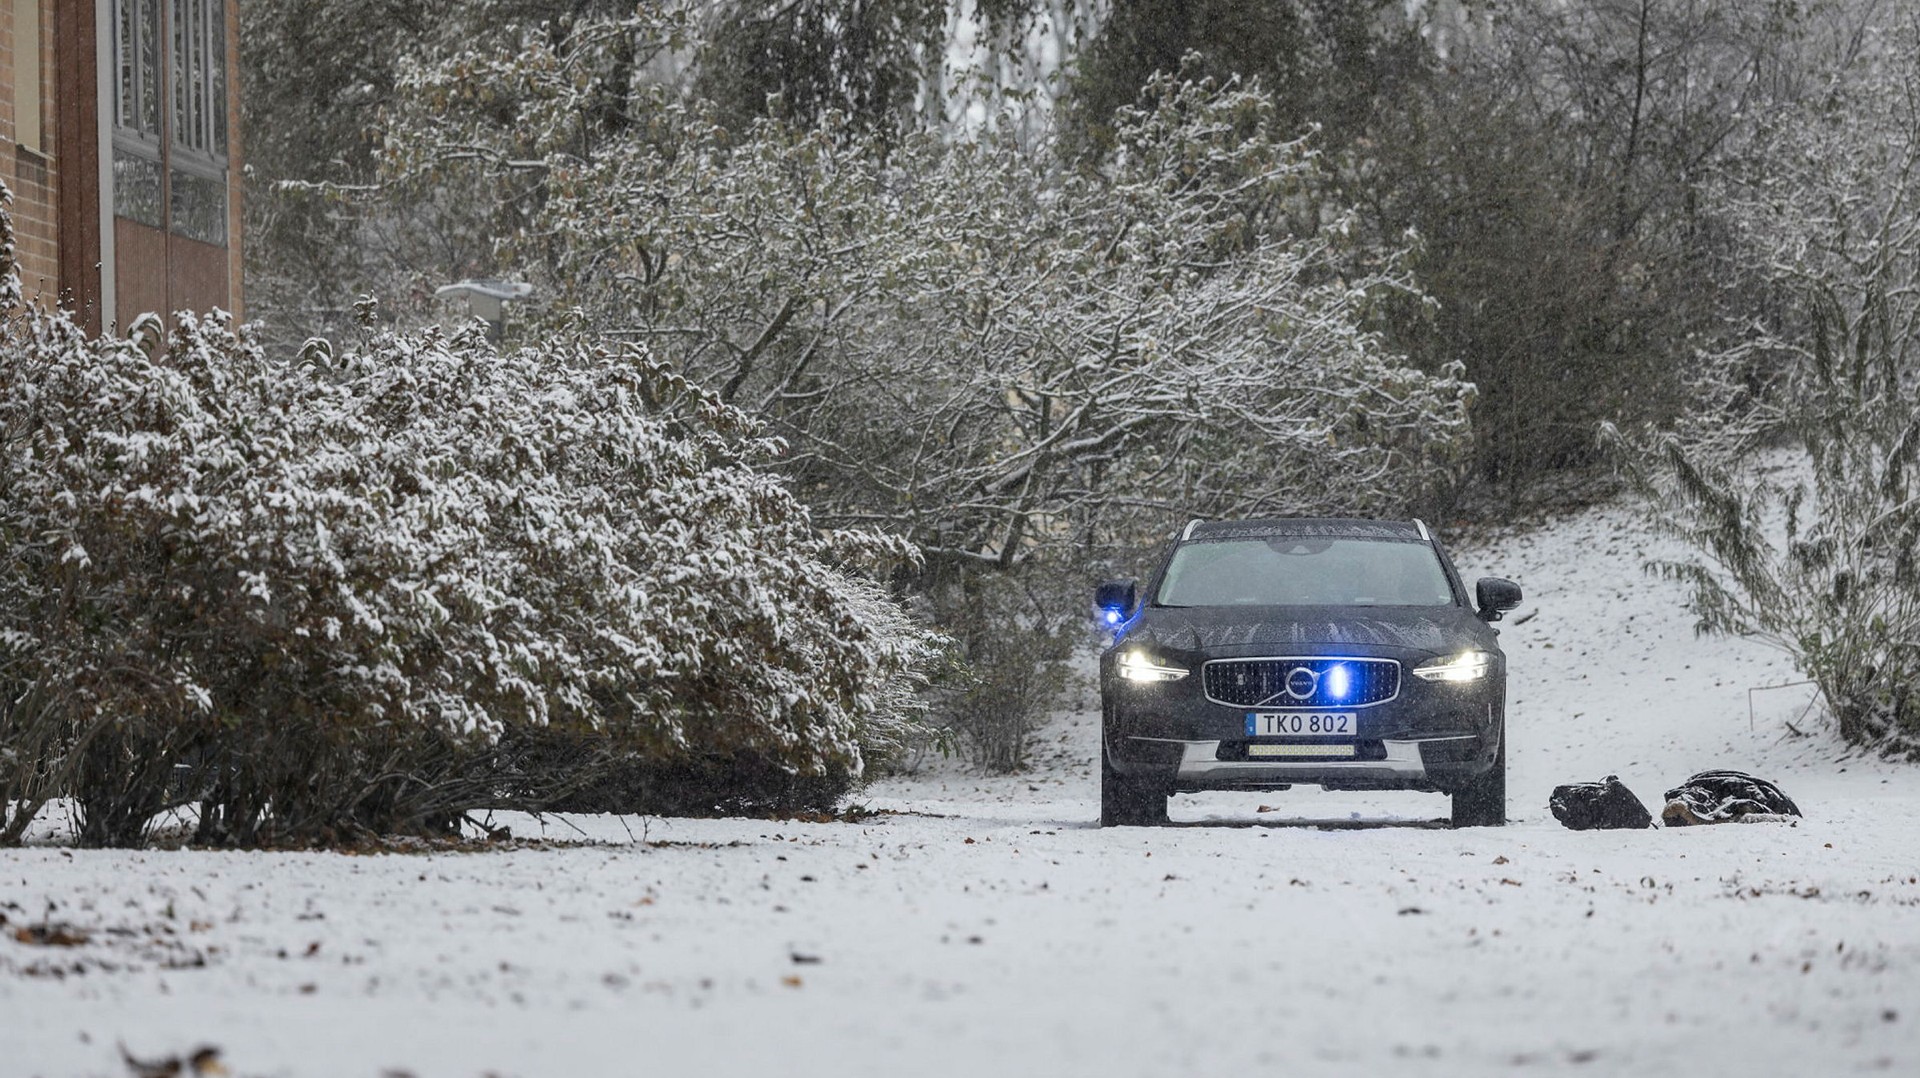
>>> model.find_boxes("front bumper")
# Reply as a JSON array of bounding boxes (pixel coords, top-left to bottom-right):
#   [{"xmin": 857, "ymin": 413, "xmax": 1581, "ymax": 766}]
[
  {"xmin": 1141, "ymin": 736, "xmax": 1483, "ymax": 793},
  {"xmin": 1102, "ymin": 649, "xmax": 1503, "ymax": 795}
]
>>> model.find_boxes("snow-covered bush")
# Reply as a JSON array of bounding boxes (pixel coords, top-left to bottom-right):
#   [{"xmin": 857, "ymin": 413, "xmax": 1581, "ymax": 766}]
[
  {"xmin": 1617, "ymin": 29, "xmax": 1920, "ymax": 757},
  {"xmin": 0, "ymin": 190, "xmax": 938, "ymax": 846}
]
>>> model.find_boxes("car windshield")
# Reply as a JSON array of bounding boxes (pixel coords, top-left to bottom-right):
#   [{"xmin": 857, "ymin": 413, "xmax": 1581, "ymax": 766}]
[{"xmin": 1155, "ymin": 537, "xmax": 1456, "ymax": 607}]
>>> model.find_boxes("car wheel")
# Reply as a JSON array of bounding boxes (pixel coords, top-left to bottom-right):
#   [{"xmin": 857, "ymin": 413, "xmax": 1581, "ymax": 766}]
[
  {"xmin": 1100, "ymin": 741, "xmax": 1168, "ymax": 827},
  {"xmin": 1450, "ymin": 723, "xmax": 1506, "ymax": 828}
]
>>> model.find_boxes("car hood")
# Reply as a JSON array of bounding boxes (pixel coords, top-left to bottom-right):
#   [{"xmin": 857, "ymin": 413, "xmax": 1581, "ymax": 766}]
[{"xmin": 1124, "ymin": 603, "xmax": 1486, "ymax": 656}]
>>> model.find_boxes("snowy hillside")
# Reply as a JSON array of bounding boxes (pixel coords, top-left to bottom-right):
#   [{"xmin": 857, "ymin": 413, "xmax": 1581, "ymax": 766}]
[{"xmin": 5, "ymin": 496, "xmax": 1919, "ymax": 1077}]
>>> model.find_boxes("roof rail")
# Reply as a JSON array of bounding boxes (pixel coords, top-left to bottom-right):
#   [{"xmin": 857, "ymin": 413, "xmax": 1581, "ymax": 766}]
[{"xmin": 1413, "ymin": 518, "xmax": 1431, "ymax": 542}]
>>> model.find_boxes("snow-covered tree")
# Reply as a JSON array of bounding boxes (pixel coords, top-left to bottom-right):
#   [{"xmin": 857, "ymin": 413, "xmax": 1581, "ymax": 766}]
[
  {"xmin": 382, "ymin": 23, "xmax": 1474, "ymax": 554},
  {"xmin": 1618, "ymin": 21, "xmax": 1920, "ymax": 757}
]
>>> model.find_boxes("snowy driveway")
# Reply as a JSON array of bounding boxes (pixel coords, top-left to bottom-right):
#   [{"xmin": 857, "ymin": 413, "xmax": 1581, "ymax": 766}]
[
  {"xmin": 6, "ymin": 501, "xmax": 1920, "ymax": 1077},
  {"xmin": 5, "ymin": 794, "xmax": 1918, "ymax": 1077}
]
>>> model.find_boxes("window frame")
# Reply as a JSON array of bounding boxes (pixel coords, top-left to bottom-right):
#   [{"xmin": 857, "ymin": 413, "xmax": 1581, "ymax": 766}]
[{"xmin": 110, "ymin": 0, "xmax": 228, "ymax": 245}]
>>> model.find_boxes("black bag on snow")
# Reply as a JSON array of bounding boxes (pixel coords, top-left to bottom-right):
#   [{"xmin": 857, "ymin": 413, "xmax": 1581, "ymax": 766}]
[
  {"xmin": 1548, "ymin": 775, "xmax": 1654, "ymax": 830},
  {"xmin": 1660, "ymin": 770, "xmax": 1801, "ymax": 825}
]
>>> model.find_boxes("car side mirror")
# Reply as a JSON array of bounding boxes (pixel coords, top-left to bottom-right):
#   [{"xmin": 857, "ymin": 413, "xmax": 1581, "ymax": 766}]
[
  {"xmin": 1475, "ymin": 577, "xmax": 1523, "ymax": 622},
  {"xmin": 1094, "ymin": 580, "xmax": 1138, "ymax": 627}
]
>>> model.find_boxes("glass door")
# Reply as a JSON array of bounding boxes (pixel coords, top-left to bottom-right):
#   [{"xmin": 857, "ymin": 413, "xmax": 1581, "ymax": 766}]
[{"xmin": 109, "ymin": 0, "xmax": 231, "ymax": 322}]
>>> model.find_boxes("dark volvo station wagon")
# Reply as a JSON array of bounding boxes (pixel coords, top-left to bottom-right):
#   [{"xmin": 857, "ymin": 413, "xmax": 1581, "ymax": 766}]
[{"xmin": 1095, "ymin": 518, "xmax": 1523, "ymax": 828}]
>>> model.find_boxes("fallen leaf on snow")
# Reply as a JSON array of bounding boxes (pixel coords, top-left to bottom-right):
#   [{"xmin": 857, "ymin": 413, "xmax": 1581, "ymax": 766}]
[
  {"xmin": 781, "ymin": 975, "xmax": 804, "ymax": 988},
  {"xmin": 15, "ymin": 923, "xmax": 89, "ymax": 947}
]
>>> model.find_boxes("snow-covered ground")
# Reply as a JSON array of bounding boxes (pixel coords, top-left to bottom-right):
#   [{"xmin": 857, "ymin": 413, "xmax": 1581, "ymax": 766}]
[{"xmin": 6, "ymin": 497, "xmax": 1920, "ymax": 1077}]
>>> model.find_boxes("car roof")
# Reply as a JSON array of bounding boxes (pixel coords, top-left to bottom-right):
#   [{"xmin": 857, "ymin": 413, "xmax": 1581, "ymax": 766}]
[{"xmin": 1183, "ymin": 518, "xmax": 1427, "ymax": 543}]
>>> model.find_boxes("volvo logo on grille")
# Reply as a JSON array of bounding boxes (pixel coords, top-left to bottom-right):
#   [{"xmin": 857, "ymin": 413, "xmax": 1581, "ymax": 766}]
[{"xmin": 1284, "ymin": 666, "xmax": 1318, "ymax": 699}]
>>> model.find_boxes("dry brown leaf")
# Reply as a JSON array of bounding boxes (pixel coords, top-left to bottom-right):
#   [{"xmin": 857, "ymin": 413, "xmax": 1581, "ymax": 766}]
[{"xmin": 15, "ymin": 923, "xmax": 88, "ymax": 947}]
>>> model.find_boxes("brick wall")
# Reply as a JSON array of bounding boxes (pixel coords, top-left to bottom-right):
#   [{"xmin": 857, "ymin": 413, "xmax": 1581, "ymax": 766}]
[{"xmin": 0, "ymin": 0, "xmax": 62, "ymax": 306}]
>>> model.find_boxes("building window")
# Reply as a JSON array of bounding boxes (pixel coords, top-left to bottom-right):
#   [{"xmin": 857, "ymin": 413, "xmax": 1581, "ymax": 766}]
[
  {"xmin": 14, "ymin": 0, "xmax": 44, "ymax": 153},
  {"xmin": 169, "ymin": 0, "xmax": 226, "ymax": 160},
  {"xmin": 112, "ymin": 155, "xmax": 164, "ymax": 225},
  {"xmin": 112, "ymin": 0, "xmax": 227, "ymax": 245},
  {"xmin": 113, "ymin": 0, "xmax": 161, "ymax": 140}
]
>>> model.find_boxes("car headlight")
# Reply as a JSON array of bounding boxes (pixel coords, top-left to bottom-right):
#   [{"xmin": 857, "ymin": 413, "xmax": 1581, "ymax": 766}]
[
  {"xmin": 1412, "ymin": 650, "xmax": 1495, "ymax": 682},
  {"xmin": 1116, "ymin": 649, "xmax": 1189, "ymax": 683}
]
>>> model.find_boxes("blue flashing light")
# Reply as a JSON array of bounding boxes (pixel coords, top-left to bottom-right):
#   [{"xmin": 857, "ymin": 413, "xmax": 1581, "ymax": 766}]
[
  {"xmin": 1324, "ymin": 663, "xmax": 1352, "ymax": 701},
  {"xmin": 1102, "ymin": 607, "xmax": 1123, "ymax": 626}
]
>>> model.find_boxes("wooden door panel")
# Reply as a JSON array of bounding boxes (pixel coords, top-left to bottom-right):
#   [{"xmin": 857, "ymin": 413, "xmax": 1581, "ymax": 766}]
[
  {"xmin": 114, "ymin": 218, "xmax": 169, "ymax": 326},
  {"xmin": 114, "ymin": 215, "xmax": 230, "ymax": 324},
  {"xmin": 166, "ymin": 233, "xmax": 231, "ymax": 318}
]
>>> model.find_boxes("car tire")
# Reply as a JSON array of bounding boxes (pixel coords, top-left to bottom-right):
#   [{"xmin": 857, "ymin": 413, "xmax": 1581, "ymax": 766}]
[
  {"xmin": 1100, "ymin": 741, "xmax": 1169, "ymax": 827},
  {"xmin": 1450, "ymin": 723, "xmax": 1506, "ymax": 828}
]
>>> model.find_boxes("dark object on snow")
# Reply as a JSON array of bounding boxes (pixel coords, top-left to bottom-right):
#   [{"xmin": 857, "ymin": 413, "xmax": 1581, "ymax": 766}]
[
  {"xmin": 1548, "ymin": 775, "xmax": 1653, "ymax": 830},
  {"xmin": 121, "ymin": 1044, "xmax": 223, "ymax": 1078},
  {"xmin": 1661, "ymin": 770, "xmax": 1801, "ymax": 826}
]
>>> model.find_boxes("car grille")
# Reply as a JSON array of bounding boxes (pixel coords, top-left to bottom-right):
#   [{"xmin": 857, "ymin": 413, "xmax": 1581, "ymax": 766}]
[{"xmin": 1203, "ymin": 657, "xmax": 1400, "ymax": 709}]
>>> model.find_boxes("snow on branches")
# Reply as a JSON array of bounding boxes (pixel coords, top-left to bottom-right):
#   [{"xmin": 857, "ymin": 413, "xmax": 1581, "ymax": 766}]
[{"xmin": 376, "ymin": 21, "xmax": 1477, "ymax": 574}]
